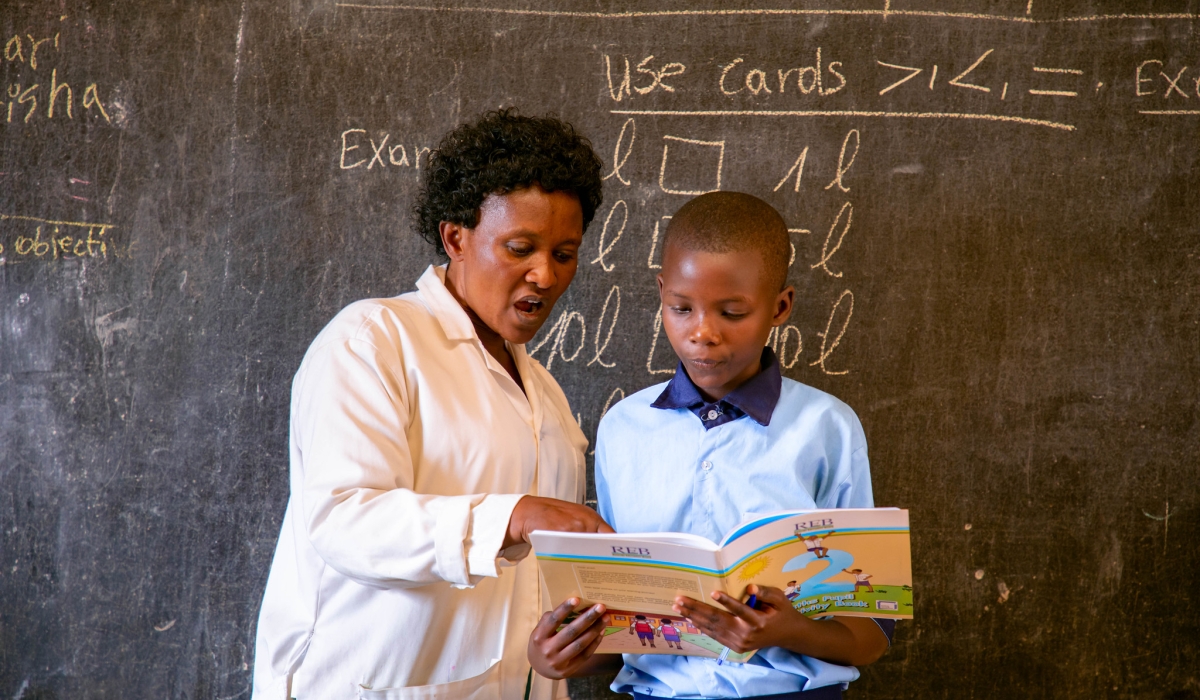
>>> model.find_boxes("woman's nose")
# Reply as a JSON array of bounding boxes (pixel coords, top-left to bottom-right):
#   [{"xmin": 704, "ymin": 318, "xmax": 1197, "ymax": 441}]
[{"xmin": 525, "ymin": 255, "xmax": 556, "ymax": 290}]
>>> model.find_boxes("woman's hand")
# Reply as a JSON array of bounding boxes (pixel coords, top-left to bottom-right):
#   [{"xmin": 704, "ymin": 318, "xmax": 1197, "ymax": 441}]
[
  {"xmin": 673, "ymin": 584, "xmax": 888, "ymax": 666},
  {"xmin": 504, "ymin": 496, "xmax": 614, "ymax": 549},
  {"xmin": 528, "ymin": 598, "xmax": 608, "ymax": 680}
]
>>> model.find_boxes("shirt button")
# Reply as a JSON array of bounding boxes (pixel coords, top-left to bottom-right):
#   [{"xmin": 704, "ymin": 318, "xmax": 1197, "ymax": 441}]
[
  {"xmin": 702, "ymin": 461, "xmax": 712, "ymax": 471},
  {"xmin": 706, "ymin": 410, "xmax": 719, "ymax": 420}
]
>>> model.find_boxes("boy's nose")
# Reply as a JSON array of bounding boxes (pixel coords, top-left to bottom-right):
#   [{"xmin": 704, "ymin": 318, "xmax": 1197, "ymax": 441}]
[{"xmin": 689, "ymin": 314, "xmax": 720, "ymax": 345}]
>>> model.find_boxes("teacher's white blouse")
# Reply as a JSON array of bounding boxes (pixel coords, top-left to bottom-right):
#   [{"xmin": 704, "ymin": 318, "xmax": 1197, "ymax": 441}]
[{"xmin": 253, "ymin": 265, "xmax": 586, "ymax": 700}]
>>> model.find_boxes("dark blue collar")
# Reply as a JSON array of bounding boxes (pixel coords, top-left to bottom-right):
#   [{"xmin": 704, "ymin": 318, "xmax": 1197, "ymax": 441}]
[{"xmin": 650, "ymin": 348, "xmax": 782, "ymax": 427}]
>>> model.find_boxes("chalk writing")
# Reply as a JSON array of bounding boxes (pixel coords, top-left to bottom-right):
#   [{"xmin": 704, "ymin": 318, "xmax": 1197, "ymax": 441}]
[
  {"xmin": 1028, "ymin": 65, "xmax": 1083, "ymax": 97},
  {"xmin": 646, "ymin": 307, "xmax": 677, "ymax": 375},
  {"xmin": 948, "ymin": 49, "xmax": 994, "ymax": 92},
  {"xmin": 658, "ymin": 135, "xmax": 724, "ymax": 195},
  {"xmin": 811, "ymin": 202, "xmax": 853, "ymax": 278},
  {"xmin": 602, "ymin": 118, "xmax": 636, "ymax": 185},
  {"xmin": 592, "ymin": 200, "xmax": 627, "ymax": 272},
  {"xmin": 1140, "ymin": 61, "xmax": 1198, "ymax": 100},
  {"xmin": 878, "ymin": 50, "xmax": 1049, "ymax": 100},
  {"xmin": 824, "ymin": 129, "xmax": 860, "ymax": 193},
  {"xmin": 774, "ymin": 147, "xmax": 809, "ymax": 193},
  {"xmin": 877, "ymin": 61, "xmax": 923, "ymax": 95},
  {"xmin": 338, "ymin": 128, "xmax": 431, "ymax": 170},
  {"xmin": 811, "ymin": 290, "xmax": 854, "ymax": 375},
  {"xmin": 530, "ymin": 308, "xmax": 587, "ymax": 370},
  {"xmin": 600, "ymin": 387, "xmax": 625, "ymax": 419},
  {"xmin": 2, "ymin": 23, "xmax": 113, "ymax": 126},
  {"xmin": 720, "ymin": 51, "xmax": 846, "ymax": 97},
  {"xmin": 767, "ymin": 325, "xmax": 804, "ymax": 369},
  {"xmin": 605, "ymin": 54, "xmax": 686, "ymax": 102},
  {"xmin": 0, "ymin": 214, "xmax": 114, "ymax": 263},
  {"xmin": 648, "ymin": 215, "xmax": 671, "ymax": 269},
  {"xmin": 338, "ymin": 3, "xmax": 1200, "ymax": 24},
  {"xmin": 588, "ymin": 286, "xmax": 622, "ymax": 368},
  {"xmin": 612, "ymin": 109, "xmax": 1075, "ymax": 132}
]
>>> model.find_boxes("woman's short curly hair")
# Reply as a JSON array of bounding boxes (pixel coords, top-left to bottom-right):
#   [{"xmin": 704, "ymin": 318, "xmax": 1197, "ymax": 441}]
[{"xmin": 413, "ymin": 108, "xmax": 605, "ymax": 256}]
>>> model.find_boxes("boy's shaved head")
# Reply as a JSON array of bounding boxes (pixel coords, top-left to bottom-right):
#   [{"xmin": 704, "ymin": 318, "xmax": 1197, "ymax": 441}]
[{"xmin": 664, "ymin": 191, "xmax": 791, "ymax": 291}]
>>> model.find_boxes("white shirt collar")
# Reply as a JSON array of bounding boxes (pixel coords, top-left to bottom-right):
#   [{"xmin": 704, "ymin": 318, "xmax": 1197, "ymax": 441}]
[
  {"xmin": 415, "ymin": 264, "xmax": 479, "ymax": 342},
  {"xmin": 415, "ymin": 265, "xmax": 541, "ymax": 424}
]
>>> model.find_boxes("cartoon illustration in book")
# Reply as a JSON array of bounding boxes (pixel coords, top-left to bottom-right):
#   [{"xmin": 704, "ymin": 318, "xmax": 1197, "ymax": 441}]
[
  {"xmin": 843, "ymin": 568, "xmax": 875, "ymax": 593},
  {"xmin": 784, "ymin": 580, "xmax": 800, "ymax": 601},
  {"xmin": 630, "ymin": 614, "xmax": 657, "ymax": 648},
  {"xmin": 658, "ymin": 617, "xmax": 684, "ymax": 650},
  {"xmin": 798, "ymin": 529, "xmax": 836, "ymax": 558}
]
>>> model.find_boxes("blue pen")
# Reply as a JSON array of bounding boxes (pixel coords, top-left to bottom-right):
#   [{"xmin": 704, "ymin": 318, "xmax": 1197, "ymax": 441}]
[{"xmin": 716, "ymin": 594, "xmax": 758, "ymax": 665}]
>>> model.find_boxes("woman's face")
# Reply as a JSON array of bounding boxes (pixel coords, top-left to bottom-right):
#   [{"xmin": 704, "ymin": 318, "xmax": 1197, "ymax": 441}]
[{"xmin": 441, "ymin": 185, "xmax": 584, "ymax": 345}]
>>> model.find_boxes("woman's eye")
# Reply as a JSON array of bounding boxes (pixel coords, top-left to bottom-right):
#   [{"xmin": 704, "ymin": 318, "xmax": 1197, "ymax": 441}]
[
  {"xmin": 508, "ymin": 244, "xmax": 533, "ymax": 256},
  {"xmin": 554, "ymin": 250, "xmax": 577, "ymax": 263}
]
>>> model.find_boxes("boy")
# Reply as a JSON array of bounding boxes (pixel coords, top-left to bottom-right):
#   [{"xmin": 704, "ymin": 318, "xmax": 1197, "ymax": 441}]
[
  {"xmin": 800, "ymin": 529, "xmax": 835, "ymax": 559},
  {"xmin": 631, "ymin": 615, "xmax": 658, "ymax": 648},
  {"xmin": 843, "ymin": 569, "xmax": 875, "ymax": 594},
  {"xmin": 658, "ymin": 618, "xmax": 684, "ymax": 650},
  {"xmin": 594, "ymin": 192, "xmax": 893, "ymax": 699}
]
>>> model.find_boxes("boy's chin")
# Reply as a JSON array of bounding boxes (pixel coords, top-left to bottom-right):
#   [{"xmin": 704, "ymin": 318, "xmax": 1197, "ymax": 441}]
[{"xmin": 686, "ymin": 371, "xmax": 736, "ymax": 398}]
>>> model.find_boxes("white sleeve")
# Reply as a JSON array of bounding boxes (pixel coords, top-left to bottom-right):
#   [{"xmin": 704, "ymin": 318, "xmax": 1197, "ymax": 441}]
[{"xmin": 292, "ymin": 336, "xmax": 523, "ymax": 589}]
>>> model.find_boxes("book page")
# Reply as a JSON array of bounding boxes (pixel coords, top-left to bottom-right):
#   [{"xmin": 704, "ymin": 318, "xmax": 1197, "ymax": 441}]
[
  {"xmin": 716, "ymin": 509, "xmax": 913, "ymax": 620},
  {"xmin": 531, "ymin": 531, "xmax": 754, "ymax": 661}
]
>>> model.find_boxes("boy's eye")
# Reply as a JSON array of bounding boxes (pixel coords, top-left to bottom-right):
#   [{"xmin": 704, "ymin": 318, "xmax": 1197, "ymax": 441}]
[
  {"xmin": 722, "ymin": 311, "xmax": 748, "ymax": 319},
  {"xmin": 669, "ymin": 305, "xmax": 691, "ymax": 314}
]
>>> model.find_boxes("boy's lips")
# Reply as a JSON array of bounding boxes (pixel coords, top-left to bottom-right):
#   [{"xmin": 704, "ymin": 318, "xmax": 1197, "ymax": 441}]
[{"xmin": 685, "ymin": 357, "xmax": 725, "ymax": 370}]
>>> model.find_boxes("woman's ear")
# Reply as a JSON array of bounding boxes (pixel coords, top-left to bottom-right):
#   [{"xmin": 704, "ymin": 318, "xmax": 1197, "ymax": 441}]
[
  {"xmin": 440, "ymin": 221, "xmax": 469, "ymax": 262},
  {"xmin": 772, "ymin": 285, "xmax": 795, "ymax": 326}
]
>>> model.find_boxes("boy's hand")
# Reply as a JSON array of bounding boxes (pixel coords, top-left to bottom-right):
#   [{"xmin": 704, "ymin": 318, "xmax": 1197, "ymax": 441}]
[
  {"xmin": 674, "ymin": 584, "xmax": 890, "ymax": 665},
  {"xmin": 673, "ymin": 584, "xmax": 799, "ymax": 654},
  {"xmin": 504, "ymin": 496, "xmax": 615, "ymax": 549},
  {"xmin": 528, "ymin": 598, "xmax": 608, "ymax": 680}
]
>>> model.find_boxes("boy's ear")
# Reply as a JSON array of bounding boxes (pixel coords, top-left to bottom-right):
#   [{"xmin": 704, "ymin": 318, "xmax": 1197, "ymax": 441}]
[
  {"xmin": 440, "ymin": 221, "xmax": 468, "ymax": 262},
  {"xmin": 772, "ymin": 285, "xmax": 796, "ymax": 326},
  {"xmin": 656, "ymin": 273, "xmax": 665, "ymax": 300}
]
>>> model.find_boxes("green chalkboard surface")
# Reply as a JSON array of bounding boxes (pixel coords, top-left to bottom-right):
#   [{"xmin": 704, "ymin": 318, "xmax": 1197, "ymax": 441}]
[{"xmin": 2, "ymin": 2, "xmax": 1197, "ymax": 698}]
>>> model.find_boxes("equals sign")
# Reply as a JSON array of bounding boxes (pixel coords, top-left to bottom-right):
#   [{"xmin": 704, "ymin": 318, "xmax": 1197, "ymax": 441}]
[{"xmin": 69, "ymin": 177, "xmax": 92, "ymax": 202}]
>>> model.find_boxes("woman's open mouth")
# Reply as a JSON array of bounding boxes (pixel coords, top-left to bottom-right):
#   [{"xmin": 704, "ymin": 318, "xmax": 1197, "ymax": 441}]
[{"xmin": 514, "ymin": 298, "xmax": 545, "ymax": 315}]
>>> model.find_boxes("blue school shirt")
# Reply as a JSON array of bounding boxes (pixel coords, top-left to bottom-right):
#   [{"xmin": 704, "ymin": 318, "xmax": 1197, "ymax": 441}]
[{"xmin": 595, "ymin": 350, "xmax": 887, "ymax": 698}]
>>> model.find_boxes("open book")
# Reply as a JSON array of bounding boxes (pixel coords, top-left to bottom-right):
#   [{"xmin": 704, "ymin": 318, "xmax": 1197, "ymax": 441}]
[{"xmin": 530, "ymin": 508, "xmax": 912, "ymax": 662}]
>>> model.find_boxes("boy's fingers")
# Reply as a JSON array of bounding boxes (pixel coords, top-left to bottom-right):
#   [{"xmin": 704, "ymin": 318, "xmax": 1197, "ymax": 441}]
[
  {"xmin": 672, "ymin": 596, "xmax": 713, "ymax": 620},
  {"xmin": 675, "ymin": 596, "xmax": 734, "ymax": 629},
  {"xmin": 712, "ymin": 591, "xmax": 760, "ymax": 620},
  {"xmin": 596, "ymin": 522, "xmax": 616, "ymax": 534},
  {"xmin": 751, "ymin": 585, "xmax": 789, "ymax": 608}
]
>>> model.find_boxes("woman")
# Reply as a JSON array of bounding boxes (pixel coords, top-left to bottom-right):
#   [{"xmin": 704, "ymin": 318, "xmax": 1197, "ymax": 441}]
[{"xmin": 253, "ymin": 110, "xmax": 611, "ymax": 700}]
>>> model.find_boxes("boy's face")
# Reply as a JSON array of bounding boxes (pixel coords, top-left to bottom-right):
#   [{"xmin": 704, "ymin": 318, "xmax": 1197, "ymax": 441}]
[{"xmin": 658, "ymin": 242, "xmax": 793, "ymax": 401}]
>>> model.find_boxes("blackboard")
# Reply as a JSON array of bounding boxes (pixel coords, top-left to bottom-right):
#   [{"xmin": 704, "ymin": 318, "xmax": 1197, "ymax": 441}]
[{"xmin": 2, "ymin": 2, "xmax": 1198, "ymax": 698}]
